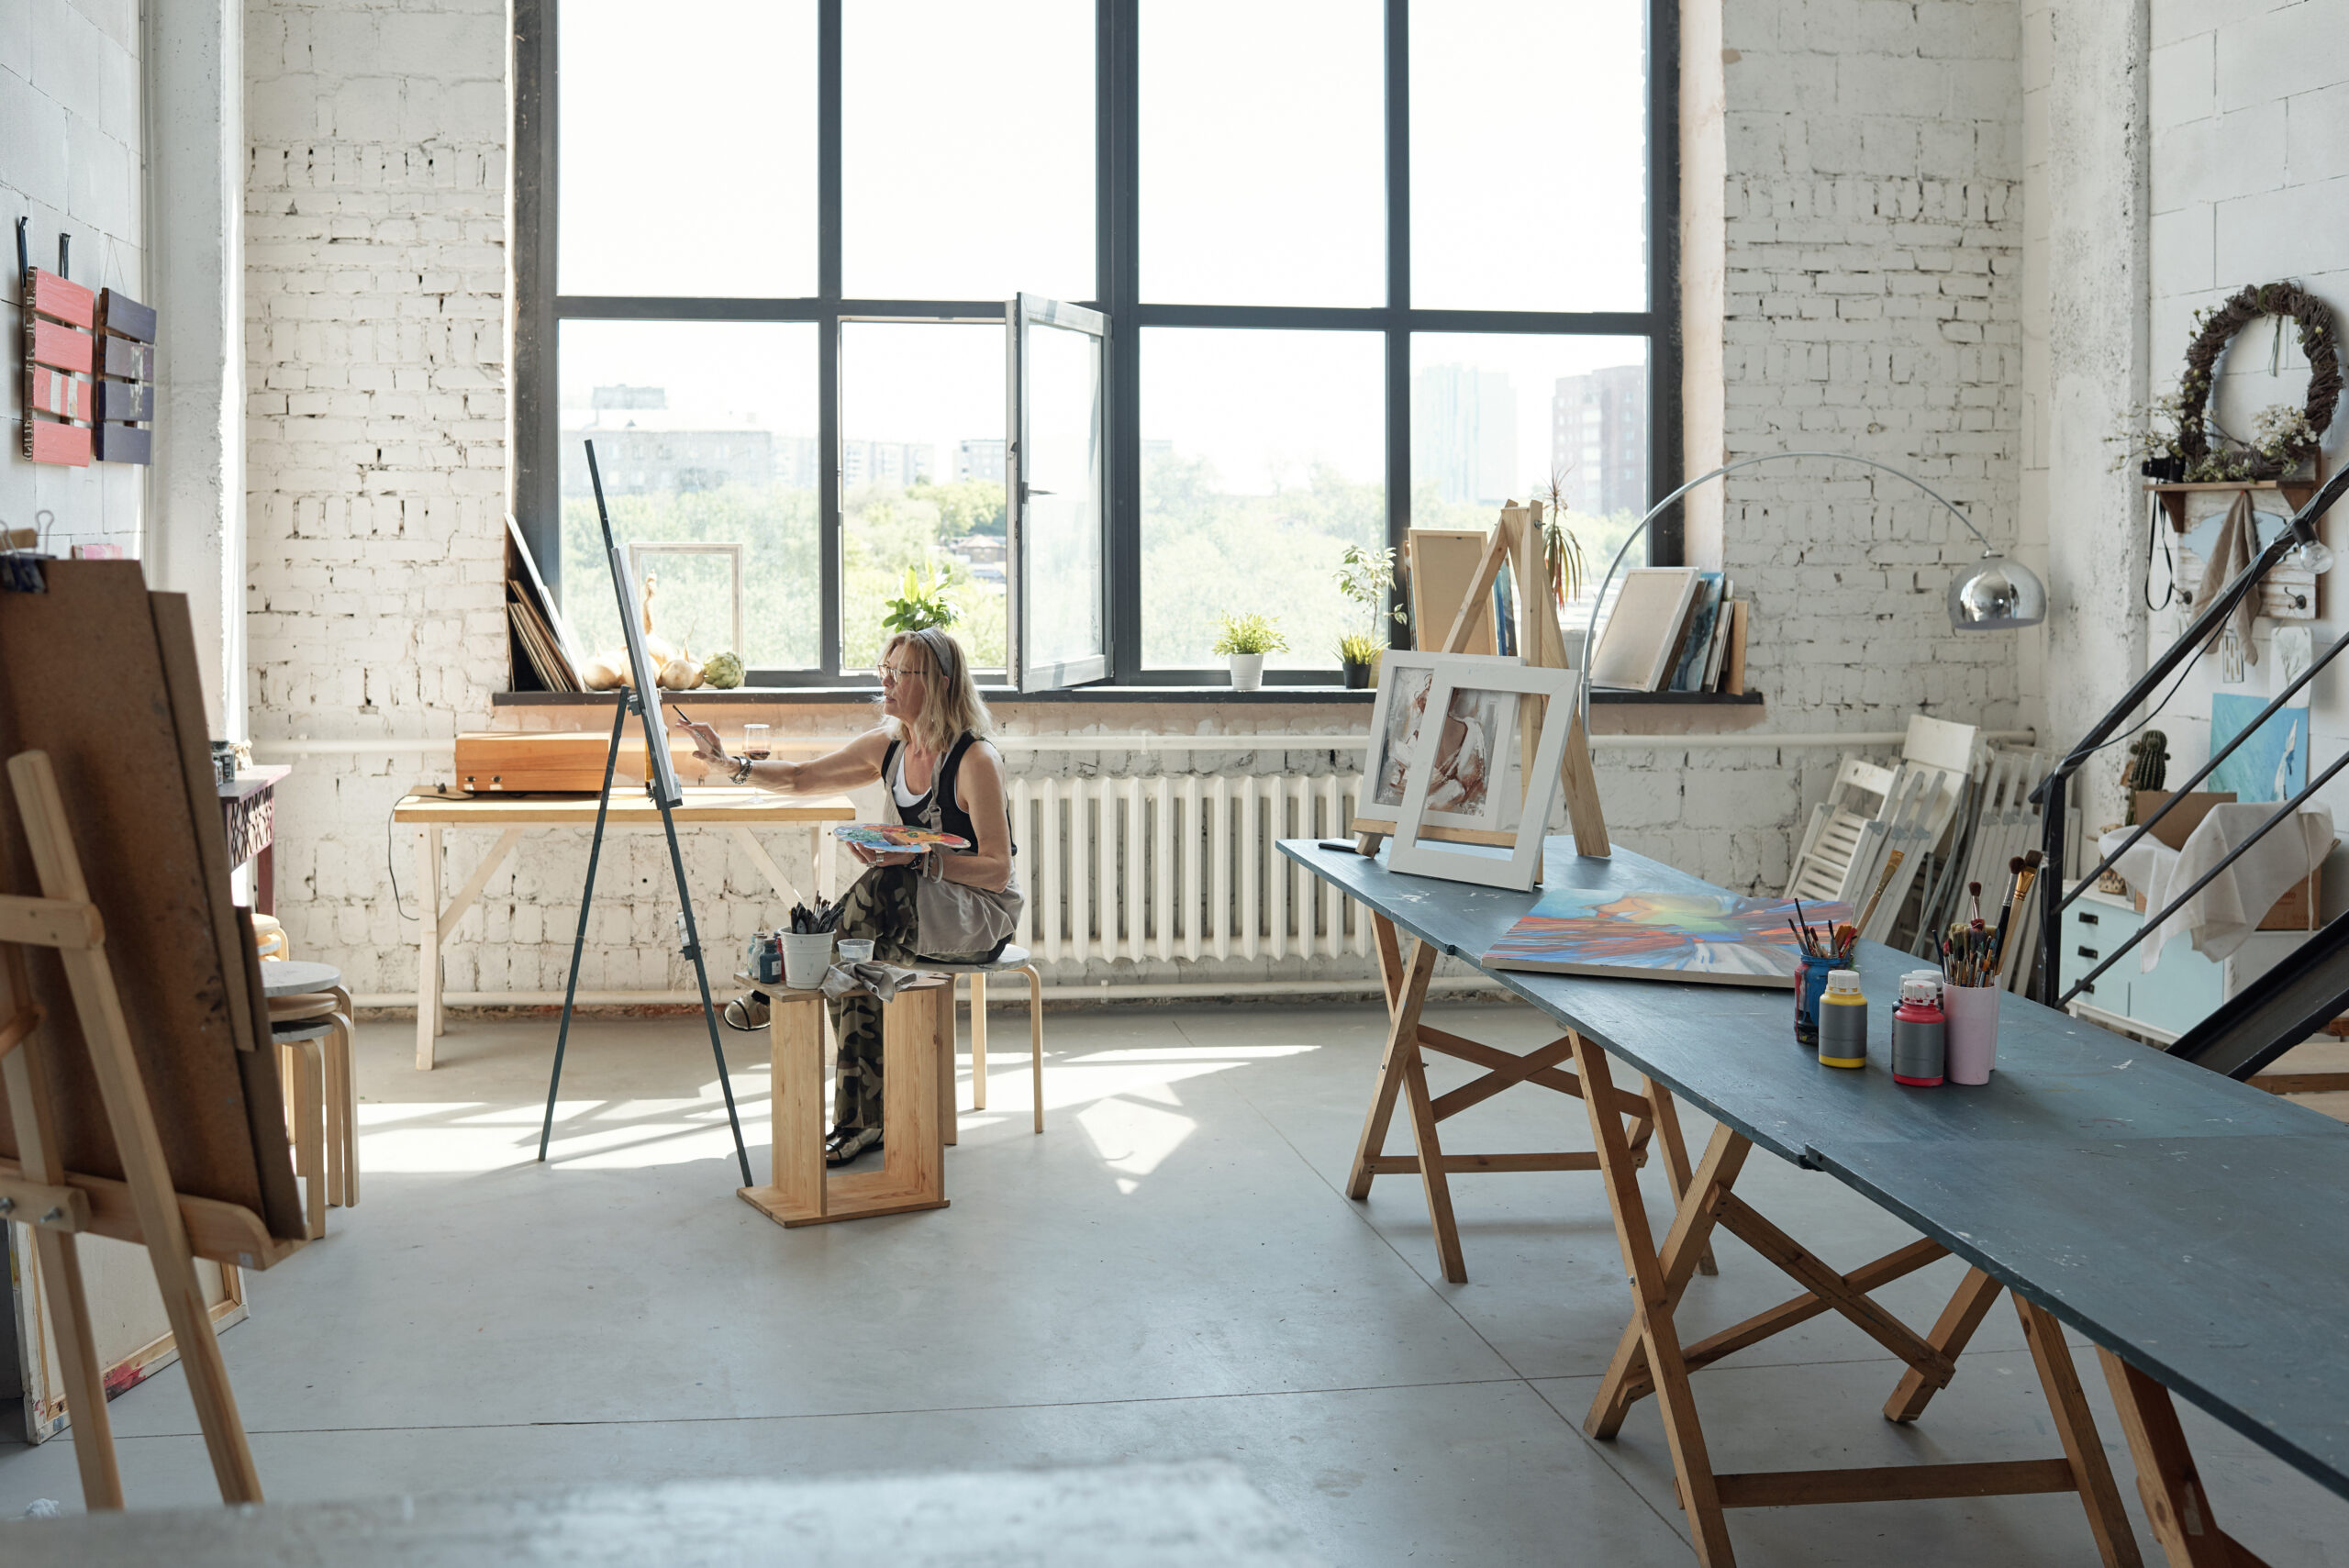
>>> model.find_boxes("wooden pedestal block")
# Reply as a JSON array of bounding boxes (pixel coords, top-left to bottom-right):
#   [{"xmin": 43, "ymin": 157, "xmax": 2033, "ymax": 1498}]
[{"xmin": 739, "ymin": 979, "xmax": 952, "ymax": 1229}]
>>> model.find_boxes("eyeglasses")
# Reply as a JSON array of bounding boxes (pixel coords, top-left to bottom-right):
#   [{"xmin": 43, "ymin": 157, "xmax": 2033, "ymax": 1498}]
[{"xmin": 878, "ymin": 662, "xmax": 927, "ymax": 681}]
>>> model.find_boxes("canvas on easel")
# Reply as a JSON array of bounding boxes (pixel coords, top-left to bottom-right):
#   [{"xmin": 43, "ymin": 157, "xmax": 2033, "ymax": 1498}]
[
  {"xmin": 1355, "ymin": 499, "xmax": 1610, "ymax": 860},
  {"xmin": 0, "ymin": 557, "xmax": 307, "ymax": 1509}
]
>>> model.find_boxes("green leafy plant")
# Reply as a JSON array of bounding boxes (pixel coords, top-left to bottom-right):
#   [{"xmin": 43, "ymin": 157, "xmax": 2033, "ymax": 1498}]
[
  {"xmin": 1211, "ymin": 612, "xmax": 1288, "ymax": 657},
  {"xmin": 1336, "ymin": 631, "xmax": 1384, "ymax": 668},
  {"xmin": 1334, "ymin": 544, "xmax": 1408, "ymax": 637},
  {"xmin": 881, "ymin": 556, "xmax": 962, "ymax": 633}
]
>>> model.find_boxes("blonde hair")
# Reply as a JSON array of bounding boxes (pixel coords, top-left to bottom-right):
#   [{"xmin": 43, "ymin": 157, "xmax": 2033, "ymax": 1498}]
[{"xmin": 880, "ymin": 628, "xmax": 993, "ymax": 756}]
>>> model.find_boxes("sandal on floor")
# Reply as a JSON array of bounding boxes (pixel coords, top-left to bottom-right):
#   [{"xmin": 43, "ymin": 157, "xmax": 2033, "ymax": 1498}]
[
  {"xmin": 824, "ymin": 1125, "xmax": 884, "ymax": 1166},
  {"xmin": 723, "ymin": 992, "xmax": 771, "ymax": 1031}
]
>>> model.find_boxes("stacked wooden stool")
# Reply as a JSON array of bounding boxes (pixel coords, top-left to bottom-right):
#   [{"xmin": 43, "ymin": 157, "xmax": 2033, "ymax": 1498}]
[{"xmin": 257, "ymin": 959, "xmax": 359, "ymax": 1238}]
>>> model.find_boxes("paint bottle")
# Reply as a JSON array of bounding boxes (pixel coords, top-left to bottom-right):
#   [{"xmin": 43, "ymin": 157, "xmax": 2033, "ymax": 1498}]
[
  {"xmin": 1817, "ymin": 969, "xmax": 1868, "ymax": 1069},
  {"xmin": 1891, "ymin": 971, "xmax": 1946, "ymax": 1087}
]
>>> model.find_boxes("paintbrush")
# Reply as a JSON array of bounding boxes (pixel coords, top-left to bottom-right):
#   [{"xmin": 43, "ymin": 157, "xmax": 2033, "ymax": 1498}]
[
  {"xmin": 1854, "ymin": 850, "xmax": 1906, "ymax": 934},
  {"xmin": 1986, "ymin": 855, "xmax": 2025, "ymax": 972},
  {"xmin": 1989, "ymin": 850, "xmax": 2045, "ymax": 971}
]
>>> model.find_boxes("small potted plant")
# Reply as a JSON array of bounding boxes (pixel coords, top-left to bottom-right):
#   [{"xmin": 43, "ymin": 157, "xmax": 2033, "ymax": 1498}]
[
  {"xmin": 1336, "ymin": 632, "xmax": 1384, "ymax": 689},
  {"xmin": 1333, "ymin": 543, "xmax": 1408, "ymax": 688},
  {"xmin": 1212, "ymin": 612, "xmax": 1287, "ymax": 692},
  {"xmin": 883, "ymin": 556, "xmax": 962, "ymax": 633}
]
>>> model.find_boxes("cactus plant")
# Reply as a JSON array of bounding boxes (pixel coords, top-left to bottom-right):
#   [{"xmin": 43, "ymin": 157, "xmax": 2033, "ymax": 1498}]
[{"xmin": 2123, "ymin": 729, "xmax": 2170, "ymax": 825}]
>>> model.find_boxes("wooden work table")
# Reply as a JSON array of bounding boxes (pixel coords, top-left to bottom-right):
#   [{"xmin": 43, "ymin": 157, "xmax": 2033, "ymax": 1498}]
[
  {"xmin": 1284, "ymin": 835, "xmax": 2347, "ymax": 1567},
  {"xmin": 392, "ymin": 788, "xmax": 857, "ymax": 1069}
]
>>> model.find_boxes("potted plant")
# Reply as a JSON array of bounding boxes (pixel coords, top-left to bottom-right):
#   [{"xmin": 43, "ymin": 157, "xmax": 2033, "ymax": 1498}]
[
  {"xmin": 1333, "ymin": 544, "xmax": 1408, "ymax": 687},
  {"xmin": 883, "ymin": 556, "xmax": 962, "ymax": 634},
  {"xmin": 1212, "ymin": 612, "xmax": 1287, "ymax": 692}
]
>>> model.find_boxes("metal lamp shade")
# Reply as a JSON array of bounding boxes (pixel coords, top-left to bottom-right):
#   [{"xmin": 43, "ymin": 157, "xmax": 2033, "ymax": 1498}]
[{"xmin": 1946, "ymin": 555, "xmax": 2046, "ymax": 630}]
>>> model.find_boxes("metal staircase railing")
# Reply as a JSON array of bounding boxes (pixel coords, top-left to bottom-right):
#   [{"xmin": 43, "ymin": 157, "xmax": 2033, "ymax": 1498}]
[{"xmin": 2033, "ymin": 466, "xmax": 2349, "ymax": 1026}]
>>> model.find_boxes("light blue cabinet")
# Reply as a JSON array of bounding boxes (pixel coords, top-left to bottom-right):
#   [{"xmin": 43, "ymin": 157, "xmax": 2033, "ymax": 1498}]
[{"xmin": 2057, "ymin": 884, "xmax": 2296, "ymax": 1041}]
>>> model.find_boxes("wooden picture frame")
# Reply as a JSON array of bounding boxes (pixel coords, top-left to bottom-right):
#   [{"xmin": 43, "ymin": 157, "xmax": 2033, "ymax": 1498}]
[
  {"xmin": 1387, "ymin": 662, "xmax": 1581, "ymax": 891},
  {"xmin": 1589, "ymin": 567, "xmax": 1700, "ymax": 691},
  {"xmin": 1351, "ymin": 651, "xmax": 1521, "ymax": 847}
]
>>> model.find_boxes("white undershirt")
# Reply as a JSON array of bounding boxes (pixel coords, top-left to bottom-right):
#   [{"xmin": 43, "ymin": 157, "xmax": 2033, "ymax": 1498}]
[{"xmin": 892, "ymin": 745, "xmax": 925, "ymax": 810}]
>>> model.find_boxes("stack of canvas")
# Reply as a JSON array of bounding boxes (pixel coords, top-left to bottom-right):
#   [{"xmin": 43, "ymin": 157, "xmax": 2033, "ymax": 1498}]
[{"xmin": 1586, "ymin": 567, "xmax": 1748, "ymax": 695}]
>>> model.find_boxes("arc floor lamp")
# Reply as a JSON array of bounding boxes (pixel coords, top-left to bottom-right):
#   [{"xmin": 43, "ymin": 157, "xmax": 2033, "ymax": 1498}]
[{"xmin": 1575, "ymin": 450, "xmax": 2047, "ymax": 723}]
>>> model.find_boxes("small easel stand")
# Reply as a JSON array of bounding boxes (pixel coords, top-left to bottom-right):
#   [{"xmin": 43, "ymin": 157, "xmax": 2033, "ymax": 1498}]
[
  {"xmin": 1356, "ymin": 498, "xmax": 1610, "ymax": 860},
  {"xmin": 0, "ymin": 751, "xmax": 280, "ymax": 1507},
  {"xmin": 535, "ymin": 447, "xmax": 752, "ymax": 1188}
]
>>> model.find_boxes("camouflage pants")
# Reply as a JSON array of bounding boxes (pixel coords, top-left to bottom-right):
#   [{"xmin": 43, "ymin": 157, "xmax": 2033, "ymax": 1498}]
[{"xmin": 827, "ymin": 866, "xmax": 920, "ymax": 1131}]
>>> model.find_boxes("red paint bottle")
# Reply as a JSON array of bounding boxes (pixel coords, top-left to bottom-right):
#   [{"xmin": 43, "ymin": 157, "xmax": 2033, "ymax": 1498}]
[{"xmin": 1891, "ymin": 971, "xmax": 1946, "ymax": 1087}]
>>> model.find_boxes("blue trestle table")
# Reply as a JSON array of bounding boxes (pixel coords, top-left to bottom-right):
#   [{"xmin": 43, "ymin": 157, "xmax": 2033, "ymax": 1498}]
[{"xmin": 1281, "ymin": 835, "xmax": 2348, "ymax": 1568}]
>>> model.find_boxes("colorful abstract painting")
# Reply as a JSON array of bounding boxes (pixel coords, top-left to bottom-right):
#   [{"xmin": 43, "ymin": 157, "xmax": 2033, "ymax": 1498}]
[
  {"xmin": 1482, "ymin": 889, "xmax": 1855, "ymax": 989},
  {"xmin": 834, "ymin": 822, "xmax": 970, "ymax": 852}
]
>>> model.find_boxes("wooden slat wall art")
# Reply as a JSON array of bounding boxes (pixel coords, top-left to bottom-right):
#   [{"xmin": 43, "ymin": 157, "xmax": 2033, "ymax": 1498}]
[
  {"xmin": 95, "ymin": 289, "xmax": 155, "ymax": 466},
  {"xmin": 20, "ymin": 270, "xmax": 95, "ymax": 467}
]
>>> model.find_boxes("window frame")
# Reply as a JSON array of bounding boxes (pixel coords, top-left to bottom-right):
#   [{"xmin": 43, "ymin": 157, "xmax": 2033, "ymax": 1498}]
[{"xmin": 513, "ymin": 0, "xmax": 1680, "ymax": 690}]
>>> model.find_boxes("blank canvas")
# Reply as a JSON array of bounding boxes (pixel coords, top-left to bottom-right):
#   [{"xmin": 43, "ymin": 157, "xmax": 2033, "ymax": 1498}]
[{"xmin": 1589, "ymin": 568, "xmax": 1699, "ymax": 691}]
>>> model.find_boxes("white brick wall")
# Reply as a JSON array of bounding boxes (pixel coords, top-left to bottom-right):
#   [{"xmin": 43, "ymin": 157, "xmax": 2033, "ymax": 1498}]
[
  {"xmin": 2, "ymin": 0, "xmax": 145, "ymax": 557},
  {"xmin": 244, "ymin": 0, "xmax": 514, "ymax": 990},
  {"xmin": 2139, "ymin": 0, "xmax": 2349, "ymax": 854},
  {"xmin": 1593, "ymin": 0, "xmax": 2025, "ymax": 891}
]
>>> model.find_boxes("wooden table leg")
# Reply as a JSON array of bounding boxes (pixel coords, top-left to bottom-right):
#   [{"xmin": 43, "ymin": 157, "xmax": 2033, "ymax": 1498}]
[
  {"xmin": 2099, "ymin": 1348, "xmax": 2261, "ymax": 1568},
  {"xmin": 733, "ymin": 825, "xmax": 803, "ymax": 905},
  {"xmin": 2015, "ymin": 1296, "xmax": 2143, "ymax": 1568},
  {"xmin": 256, "ymin": 838, "xmax": 274, "ymax": 917},
  {"xmin": 939, "ymin": 979, "xmax": 958, "ymax": 1148},
  {"xmin": 1885, "ymin": 1265, "xmax": 2004, "ymax": 1421},
  {"xmin": 1588, "ymin": 1121, "xmax": 1749, "ymax": 1439},
  {"xmin": 1641, "ymin": 1073, "xmax": 1718, "ymax": 1277},
  {"xmin": 1569, "ymin": 1029, "xmax": 1737, "ymax": 1564},
  {"xmin": 1346, "ymin": 917, "xmax": 1419, "ymax": 1201},
  {"xmin": 415, "ymin": 826, "xmax": 440, "ymax": 1070}
]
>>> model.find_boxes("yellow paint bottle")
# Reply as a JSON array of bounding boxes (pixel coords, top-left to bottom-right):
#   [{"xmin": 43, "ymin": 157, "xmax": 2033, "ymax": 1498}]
[{"xmin": 1817, "ymin": 969, "xmax": 1868, "ymax": 1069}]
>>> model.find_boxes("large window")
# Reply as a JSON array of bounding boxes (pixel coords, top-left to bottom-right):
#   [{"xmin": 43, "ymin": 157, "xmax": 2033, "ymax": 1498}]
[{"xmin": 518, "ymin": 0, "xmax": 1677, "ymax": 686}]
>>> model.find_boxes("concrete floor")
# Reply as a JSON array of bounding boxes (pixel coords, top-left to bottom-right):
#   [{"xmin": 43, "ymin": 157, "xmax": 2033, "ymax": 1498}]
[{"xmin": 0, "ymin": 998, "xmax": 2342, "ymax": 1564}]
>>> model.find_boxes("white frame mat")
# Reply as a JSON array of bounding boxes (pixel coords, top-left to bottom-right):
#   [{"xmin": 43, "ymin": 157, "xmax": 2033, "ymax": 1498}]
[{"xmin": 1386, "ymin": 662, "xmax": 1581, "ymax": 891}]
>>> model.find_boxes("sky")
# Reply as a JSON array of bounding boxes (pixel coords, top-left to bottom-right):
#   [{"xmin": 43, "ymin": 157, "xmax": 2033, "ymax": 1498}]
[{"xmin": 555, "ymin": 0, "xmax": 1653, "ymax": 495}]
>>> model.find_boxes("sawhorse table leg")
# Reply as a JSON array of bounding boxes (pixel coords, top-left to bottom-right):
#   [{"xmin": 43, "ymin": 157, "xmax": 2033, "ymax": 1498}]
[
  {"xmin": 2099, "ymin": 1349, "xmax": 2271, "ymax": 1567},
  {"xmin": 1566, "ymin": 1029, "xmax": 2142, "ymax": 1568},
  {"xmin": 1345, "ymin": 913, "xmax": 1708, "ymax": 1284}
]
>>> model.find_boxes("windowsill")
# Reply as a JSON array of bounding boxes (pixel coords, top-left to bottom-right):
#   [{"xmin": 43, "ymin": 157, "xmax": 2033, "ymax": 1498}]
[{"xmin": 492, "ymin": 686, "xmax": 1765, "ymax": 706}]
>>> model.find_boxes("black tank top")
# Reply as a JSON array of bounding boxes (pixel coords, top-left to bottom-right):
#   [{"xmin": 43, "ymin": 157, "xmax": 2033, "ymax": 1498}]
[{"xmin": 882, "ymin": 732, "xmax": 1014, "ymax": 854}]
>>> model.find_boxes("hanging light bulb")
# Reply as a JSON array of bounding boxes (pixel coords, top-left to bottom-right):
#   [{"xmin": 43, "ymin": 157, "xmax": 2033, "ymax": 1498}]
[{"xmin": 2288, "ymin": 536, "xmax": 2335, "ymax": 575}]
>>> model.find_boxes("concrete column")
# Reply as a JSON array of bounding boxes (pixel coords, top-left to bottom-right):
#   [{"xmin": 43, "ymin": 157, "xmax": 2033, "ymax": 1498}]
[
  {"xmin": 2022, "ymin": 1, "xmax": 2151, "ymax": 816},
  {"xmin": 142, "ymin": 0, "xmax": 244, "ymax": 739}
]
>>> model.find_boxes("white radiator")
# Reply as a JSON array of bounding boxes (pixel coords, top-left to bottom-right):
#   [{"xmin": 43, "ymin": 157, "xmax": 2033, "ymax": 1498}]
[{"xmin": 1004, "ymin": 773, "xmax": 1373, "ymax": 965}]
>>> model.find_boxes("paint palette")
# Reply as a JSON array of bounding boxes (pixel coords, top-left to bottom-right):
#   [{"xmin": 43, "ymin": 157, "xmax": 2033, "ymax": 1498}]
[{"xmin": 833, "ymin": 822, "xmax": 970, "ymax": 853}]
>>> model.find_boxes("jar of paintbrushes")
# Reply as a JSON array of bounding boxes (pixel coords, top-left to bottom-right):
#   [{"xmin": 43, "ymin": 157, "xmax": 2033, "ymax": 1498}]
[
  {"xmin": 1790, "ymin": 906, "xmax": 1857, "ymax": 1051},
  {"xmin": 1938, "ymin": 852, "xmax": 2043, "ymax": 1084}
]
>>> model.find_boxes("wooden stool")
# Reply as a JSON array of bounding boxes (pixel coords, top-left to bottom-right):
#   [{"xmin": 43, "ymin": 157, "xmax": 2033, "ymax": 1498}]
[
  {"xmin": 739, "ymin": 976, "xmax": 951, "ymax": 1228},
  {"xmin": 262, "ymin": 961, "xmax": 358, "ymax": 1224},
  {"xmin": 925, "ymin": 945, "xmax": 1046, "ymax": 1134},
  {"xmin": 251, "ymin": 912, "xmax": 292, "ymax": 962}
]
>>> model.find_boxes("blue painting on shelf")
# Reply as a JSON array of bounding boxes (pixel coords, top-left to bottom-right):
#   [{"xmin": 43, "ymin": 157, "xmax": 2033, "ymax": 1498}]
[{"xmin": 2210, "ymin": 694, "xmax": 2309, "ymax": 803}]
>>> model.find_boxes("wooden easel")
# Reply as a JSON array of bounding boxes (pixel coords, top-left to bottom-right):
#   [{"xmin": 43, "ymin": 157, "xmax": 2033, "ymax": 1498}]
[
  {"xmin": 1360, "ymin": 500, "xmax": 1610, "ymax": 859},
  {"xmin": 0, "ymin": 751, "xmax": 293, "ymax": 1507}
]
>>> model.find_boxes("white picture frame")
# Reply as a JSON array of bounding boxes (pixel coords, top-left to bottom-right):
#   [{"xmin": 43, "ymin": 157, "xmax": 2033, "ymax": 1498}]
[
  {"xmin": 1386, "ymin": 662, "xmax": 1582, "ymax": 891},
  {"xmin": 1353, "ymin": 651, "xmax": 1522, "ymax": 844},
  {"xmin": 1589, "ymin": 567, "xmax": 1700, "ymax": 691}
]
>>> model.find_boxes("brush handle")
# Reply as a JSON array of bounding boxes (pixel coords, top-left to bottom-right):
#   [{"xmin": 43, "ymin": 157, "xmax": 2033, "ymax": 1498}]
[{"xmin": 1854, "ymin": 850, "xmax": 1905, "ymax": 934}]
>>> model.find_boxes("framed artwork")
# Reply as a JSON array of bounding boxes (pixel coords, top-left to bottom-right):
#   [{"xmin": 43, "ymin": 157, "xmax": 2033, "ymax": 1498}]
[
  {"xmin": 1352, "ymin": 651, "xmax": 1522, "ymax": 845},
  {"xmin": 1386, "ymin": 662, "xmax": 1582, "ymax": 891}
]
